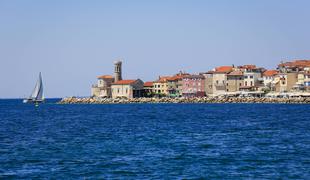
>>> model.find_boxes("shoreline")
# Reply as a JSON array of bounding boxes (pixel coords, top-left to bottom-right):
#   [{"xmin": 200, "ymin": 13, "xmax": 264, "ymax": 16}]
[{"xmin": 58, "ymin": 96, "xmax": 310, "ymax": 104}]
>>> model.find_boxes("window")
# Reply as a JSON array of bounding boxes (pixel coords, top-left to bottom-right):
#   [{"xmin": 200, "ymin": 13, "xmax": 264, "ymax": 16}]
[
  {"xmin": 216, "ymin": 80, "xmax": 219, "ymax": 84},
  {"xmin": 117, "ymin": 88, "xmax": 120, "ymax": 93},
  {"xmin": 239, "ymin": 83, "xmax": 242, "ymax": 86},
  {"xmin": 250, "ymin": 76, "xmax": 253, "ymax": 79},
  {"xmin": 125, "ymin": 88, "xmax": 128, "ymax": 93},
  {"xmin": 250, "ymin": 81, "xmax": 253, "ymax": 86},
  {"xmin": 245, "ymin": 81, "xmax": 248, "ymax": 86}
]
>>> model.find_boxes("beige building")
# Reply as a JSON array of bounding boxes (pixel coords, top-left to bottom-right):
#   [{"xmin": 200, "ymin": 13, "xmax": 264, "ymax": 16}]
[
  {"xmin": 202, "ymin": 66, "xmax": 234, "ymax": 95},
  {"xmin": 276, "ymin": 60, "xmax": 310, "ymax": 92},
  {"xmin": 212, "ymin": 73, "xmax": 227, "ymax": 94},
  {"xmin": 211, "ymin": 66, "xmax": 233, "ymax": 95},
  {"xmin": 226, "ymin": 71, "xmax": 244, "ymax": 92},
  {"xmin": 153, "ymin": 76, "xmax": 170, "ymax": 96},
  {"xmin": 202, "ymin": 72, "xmax": 213, "ymax": 95},
  {"xmin": 243, "ymin": 71, "xmax": 262, "ymax": 87},
  {"xmin": 91, "ymin": 75, "xmax": 114, "ymax": 97},
  {"xmin": 277, "ymin": 72, "xmax": 298, "ymax": 92},
  {"xmin": 111, "ymin": 79, "xmax": 144, "ymax": 98}
]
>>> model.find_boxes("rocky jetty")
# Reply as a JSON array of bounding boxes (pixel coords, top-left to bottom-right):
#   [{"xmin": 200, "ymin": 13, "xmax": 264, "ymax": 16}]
[{"xmin": 58, "ymin": 96, "xmax": 310, "ymax": 104}]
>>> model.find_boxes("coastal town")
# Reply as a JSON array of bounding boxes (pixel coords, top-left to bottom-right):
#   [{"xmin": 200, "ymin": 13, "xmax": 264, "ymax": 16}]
[{"xmin": 60, "ymin": 59, "xmax": 310, "ymax": 104}]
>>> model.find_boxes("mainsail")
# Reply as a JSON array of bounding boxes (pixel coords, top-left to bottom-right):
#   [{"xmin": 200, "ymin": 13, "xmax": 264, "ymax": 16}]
[{"xmin": 29, "ymin": 72, "xmax": 44, "ymax": 101}]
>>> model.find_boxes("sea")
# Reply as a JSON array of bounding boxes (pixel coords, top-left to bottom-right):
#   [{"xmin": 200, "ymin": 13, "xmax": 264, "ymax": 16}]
[{"xmin": 0, "ymin": 99, "xmax": 310, "ymax": 179}]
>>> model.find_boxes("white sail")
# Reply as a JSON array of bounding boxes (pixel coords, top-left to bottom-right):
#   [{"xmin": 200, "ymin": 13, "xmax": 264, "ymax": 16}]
[{"xmin": 29, "ymin": 72, "xmax": 44, "ymax": 101}]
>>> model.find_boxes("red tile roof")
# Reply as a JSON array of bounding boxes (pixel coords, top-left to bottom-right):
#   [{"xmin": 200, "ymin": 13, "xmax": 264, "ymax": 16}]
[
  {"xmin": 263, "ymin": 70, "xmax": 278, "ymax": 77},
  {"xmin": 112, "ymin": 80, "xmax": 136, "ymax": 85},
  {"xmin": 238, "ymin": 65, "xmax": 257, "ymax": 70},
  {"xmin": 167, "ymin": 74, "xmax": 189, "ymax": 81},
  {"xmin": 144, "ymin": 81, "xmax": 153, "ymax": 87},
  {"xmin": 97, "ymin": 75, "xmax": 114, "ymax": 79},
  {"xmin": 155, "ymin": 76, "xmax": 171, "ymax": 83},
  {"xmin": 278, "ymin": 60, "xmax": 310, "ymax": 68},
  {"xmin": 215, "ymin": 66, "xmax": 233, "ymax": 73},
  {"xmin": 227, "ymin": 71, "xmax": 243, "ymax": 76}
]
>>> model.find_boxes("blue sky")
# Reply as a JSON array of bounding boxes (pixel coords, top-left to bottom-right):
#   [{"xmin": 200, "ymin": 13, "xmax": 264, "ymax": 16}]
[{"xmin": 0, "ymin": 0, "xmax": 309, "ymax": 98}]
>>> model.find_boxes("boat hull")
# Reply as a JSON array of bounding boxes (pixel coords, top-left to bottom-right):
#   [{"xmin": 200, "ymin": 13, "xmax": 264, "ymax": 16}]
[{"xmin": 23, "ymin": 99, "xmax": 44, "ymax": 104}]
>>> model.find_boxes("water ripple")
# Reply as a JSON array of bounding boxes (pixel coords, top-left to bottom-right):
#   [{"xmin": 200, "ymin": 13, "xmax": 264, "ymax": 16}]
[{"xmin": 0, "ymin": 100, "xmax": 310, "ymax": 179}]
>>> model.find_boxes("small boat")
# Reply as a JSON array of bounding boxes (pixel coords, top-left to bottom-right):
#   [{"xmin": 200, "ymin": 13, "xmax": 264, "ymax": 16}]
[{"xmin": 23, "ymin": 72, "xmax": 44, "ymax": 104}]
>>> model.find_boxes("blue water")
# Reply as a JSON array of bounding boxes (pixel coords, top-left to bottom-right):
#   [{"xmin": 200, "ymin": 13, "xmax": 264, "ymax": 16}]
[{"xmin": 0, "ymin": 99, "xmax": 310, "ymax": 179}]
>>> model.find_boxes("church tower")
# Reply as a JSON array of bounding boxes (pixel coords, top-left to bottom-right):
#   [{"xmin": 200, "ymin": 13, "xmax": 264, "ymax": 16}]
[{"xmin": 114, "ymin": 60, "xmax": 122, "ymax": 82}]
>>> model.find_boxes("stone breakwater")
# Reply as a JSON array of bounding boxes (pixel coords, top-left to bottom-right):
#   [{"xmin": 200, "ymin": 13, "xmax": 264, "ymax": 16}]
[{"xmin": 58, "ymin": 96, "xmax": 310, "ymax": 104}]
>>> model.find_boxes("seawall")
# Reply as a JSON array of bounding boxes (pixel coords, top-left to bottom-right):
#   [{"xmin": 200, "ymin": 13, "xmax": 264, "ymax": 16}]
[{"xmin": 58, "ymin": 96, "xmax": 310, "ymax": 104}]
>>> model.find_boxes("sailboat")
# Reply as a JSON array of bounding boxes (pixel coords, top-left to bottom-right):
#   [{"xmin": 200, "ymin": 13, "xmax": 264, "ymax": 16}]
[{"xmin": 23, "ymin": 72, "xmax": 44, "ymax": 104}]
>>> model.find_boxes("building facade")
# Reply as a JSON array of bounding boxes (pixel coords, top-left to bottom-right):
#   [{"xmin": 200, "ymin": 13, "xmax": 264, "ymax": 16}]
[
  {"xmin": 237, "ymin": 65, "xmax": 264, "ymax": 91},
  {"xmin": 143, "ymin": 81, "xmax": 154, "ymax": 97},
  {"xmin": 303, "ymin": 72, "xmax": 310, "ymax": 91},
  {"xmin": 111, "ymin": 79, "xmax": 144, "ymax": 98},
  {"xmin": 226, "ymin": 71, "xmax": 244, "ymax": 92},
  {"xmin": 277, "ymin": 72, "xmax": 298, "ymax": 92},
  {"xmin": 153, "ymin": 76, "xmax": 170, "ymax": 96},
  {"xmin": 91, "ymin": 75, "xmax": 114, "ymax": 97},
  {"xmin": 202, "ymin": 72, "xmax": 213, "ymax": 95},
  {"xmin": 276, "ymin": 60, "xmax": 310, "ymax": 92},
  {"xmin": 211, "ymin": 66, "xmax": 233, "ymax": 95},
  {"xmin": 167, "ymin": 72, "xmax": 189, "ymax": 97},
  {"xmin": 262, "ymin": 70, "xmax": 278, "ymax": 91},
  {"xmin": 182, "ymin": 75, "xmax": 205, "ymax": 97}
]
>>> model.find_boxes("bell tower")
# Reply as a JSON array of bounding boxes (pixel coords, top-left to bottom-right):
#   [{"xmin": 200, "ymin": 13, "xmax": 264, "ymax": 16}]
[{"xmin": 114, "ymin": 60, "xmax": 122, "ymax": 82}]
